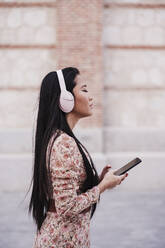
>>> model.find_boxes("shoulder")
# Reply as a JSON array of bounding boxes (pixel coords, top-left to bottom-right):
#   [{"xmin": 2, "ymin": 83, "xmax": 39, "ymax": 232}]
[
  {"xmin": 53, "ymin": 132, "xmax": 78, "ymax": 153},
  {"xmin": 51, "ymin": 132, "xmax": 81, "ymax": 169}
]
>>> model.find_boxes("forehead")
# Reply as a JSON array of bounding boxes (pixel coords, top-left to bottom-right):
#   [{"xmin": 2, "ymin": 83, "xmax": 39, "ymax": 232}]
[{"xmin": 74, "ymin": 74, "xmax": 87, "ymax": 88}]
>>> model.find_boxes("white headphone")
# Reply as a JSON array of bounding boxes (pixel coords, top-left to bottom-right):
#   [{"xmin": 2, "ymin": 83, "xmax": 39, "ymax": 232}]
[{"xmin": 56, "ymin": 69, "xmax": 75, "ymax": 113}]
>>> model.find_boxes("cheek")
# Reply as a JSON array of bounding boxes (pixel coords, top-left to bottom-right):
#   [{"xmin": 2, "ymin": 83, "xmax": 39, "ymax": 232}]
[{"xmin": 74, "ymin": 93, "xmax": 88, "ymax": 112}]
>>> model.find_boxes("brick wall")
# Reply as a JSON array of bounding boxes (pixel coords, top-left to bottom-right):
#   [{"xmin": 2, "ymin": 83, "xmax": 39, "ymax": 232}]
[
  {"xmin": 0, "ymin": 0, "xmax": 103, "ymax": 129},
  {"xmin": 0, "ymin": 0, "xmax": 165, "ymax": 191},
  {"xmin": 56, "ymin": 0, "xmax": 103, "ymax": 128},
  {"xmin": 103, "ymin": 1, "xmax": 165, "ymax": 128},
  {"xmin": 0, "ymin": 1, "xmax": 57, "ymax": 128}
]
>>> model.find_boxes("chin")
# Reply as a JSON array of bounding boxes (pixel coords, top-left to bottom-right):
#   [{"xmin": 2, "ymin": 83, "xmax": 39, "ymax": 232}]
[
  {"xmin": 87, "ymin": 110, "xmax": 93, "ymax": 117},
  {"xmin": 79, "ymin": 108, "xmax": 93, "ymax": 118},
  {"xmin": 80, "ymin": 112, "xmax": 93, "ymax": 118}
]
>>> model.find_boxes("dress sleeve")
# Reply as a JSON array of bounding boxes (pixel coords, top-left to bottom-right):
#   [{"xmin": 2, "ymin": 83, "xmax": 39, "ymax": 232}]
[{"xmin": 50, "ymin": 133, "xmax": 100, "ymax": 219}]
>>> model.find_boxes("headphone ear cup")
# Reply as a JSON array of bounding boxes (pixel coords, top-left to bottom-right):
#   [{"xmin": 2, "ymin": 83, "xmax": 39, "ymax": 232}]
[{"xmin": 59, "ymin": 90, "xmax": 74, "ymax": 113}]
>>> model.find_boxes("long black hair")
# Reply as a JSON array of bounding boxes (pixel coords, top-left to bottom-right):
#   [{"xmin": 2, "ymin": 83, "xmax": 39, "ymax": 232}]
[{"xmin": 28, "ymin": 67, "xmax": 100, "ymax": 231}]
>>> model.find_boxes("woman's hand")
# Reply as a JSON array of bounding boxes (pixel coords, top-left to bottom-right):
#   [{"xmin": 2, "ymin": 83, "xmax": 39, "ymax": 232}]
[
  {"xmin": 99, "ymin": 165, "xmax": 111, "ymax": 182},
  {"xmin": 98, "ymin": 166, "xmax": 128, "ymax": 193}
]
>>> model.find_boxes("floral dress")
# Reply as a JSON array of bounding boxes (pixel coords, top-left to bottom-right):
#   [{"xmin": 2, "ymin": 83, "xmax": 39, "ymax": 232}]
[{"xmin": 32, "ymin": 130, "xmax": 100, "ymax": 248}]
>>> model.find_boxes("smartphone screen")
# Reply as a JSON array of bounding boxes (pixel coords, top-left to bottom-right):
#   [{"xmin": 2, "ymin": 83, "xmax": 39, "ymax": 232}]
[{"xmin": 114, "ymin": 157, "xmax": 142, "ymax": 176}]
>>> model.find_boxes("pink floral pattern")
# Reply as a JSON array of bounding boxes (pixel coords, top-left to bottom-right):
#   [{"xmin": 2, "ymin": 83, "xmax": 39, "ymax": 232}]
[{"xmin": 33, "ymin": 130, "xmax": 100, "ymax": 248}]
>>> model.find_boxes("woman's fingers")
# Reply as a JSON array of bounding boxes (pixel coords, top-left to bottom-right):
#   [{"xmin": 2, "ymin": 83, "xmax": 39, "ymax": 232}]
[
  {"xmin": 119, "ymin": 173, "xmax": 128, "ymax": 184},
  {"xmin": 115, "ymin": 173, "xmax": 128, "ymax": 185},
  {"xmin": 106, "ymin": 165, "xmax": 111, "ymax": 170},
  {"xmin": 102, "ymin": 165, "xmax": 111, "ymax": 174}
]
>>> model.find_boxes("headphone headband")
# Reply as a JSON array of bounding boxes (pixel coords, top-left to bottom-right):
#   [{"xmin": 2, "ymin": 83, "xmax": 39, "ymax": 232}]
[{"xmin": 56, "ymin": 69, "xmax": 66, "ymax": 91}]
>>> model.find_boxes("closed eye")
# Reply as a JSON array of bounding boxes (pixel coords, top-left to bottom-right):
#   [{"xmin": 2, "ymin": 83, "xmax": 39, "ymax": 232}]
[{"xmin": 82, "ymin": 90, "xmax": 88, "ymax": 92}]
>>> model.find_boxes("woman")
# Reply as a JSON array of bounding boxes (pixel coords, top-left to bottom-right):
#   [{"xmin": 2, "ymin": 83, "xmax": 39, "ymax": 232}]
[{"xmin": 28, "ymin": 67, "xmax": 128, "ymax": 248}]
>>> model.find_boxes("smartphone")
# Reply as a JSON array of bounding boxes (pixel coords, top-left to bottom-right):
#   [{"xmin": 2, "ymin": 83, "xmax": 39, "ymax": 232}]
[{"xmin": 114, "ymin": 157, "xmax": 142, "ymax": 176}]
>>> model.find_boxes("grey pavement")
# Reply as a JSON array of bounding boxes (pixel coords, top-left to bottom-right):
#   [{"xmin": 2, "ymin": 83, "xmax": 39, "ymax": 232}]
[{"xmin": 0, "ymin": 189, "xmax": 165, "ymax": 248}]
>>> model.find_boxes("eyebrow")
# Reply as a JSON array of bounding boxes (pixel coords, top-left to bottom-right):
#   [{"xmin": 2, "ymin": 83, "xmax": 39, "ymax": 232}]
[{"xmin": 81, "ymin": 84, "xmax": 87, "ymax": 88}]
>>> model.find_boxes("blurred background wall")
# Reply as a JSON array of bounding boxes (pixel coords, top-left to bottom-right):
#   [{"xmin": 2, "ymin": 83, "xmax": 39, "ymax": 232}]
[{"xmin": 0, "ymin": 0, "xmax": 165, "ymax": 193}]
